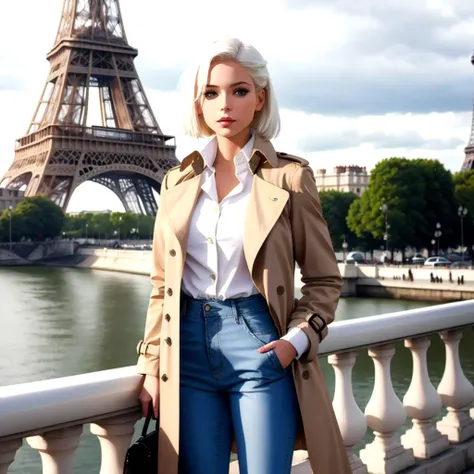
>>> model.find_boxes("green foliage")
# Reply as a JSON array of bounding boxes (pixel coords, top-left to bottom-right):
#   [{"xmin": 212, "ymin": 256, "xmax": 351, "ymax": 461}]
[
  {"xmin": 0, "ymin": 195, "xmax": 65, "ymax": 242},
  {"xmin": 453, "ymin": 170, "xmax": 474, "ymax": 214},
  {"xmin": 319, "ymin": 191, "xmax": 358, "ymax": 250},
  {"xmin": 347, "ymin": 158, "xmax": 457, "ymax": 251},
  {"xmin": 452, "ymin": 170, "xmax": 474, "ymax": 247},
  {"xmin": 63, "ymin": 211, "xmax": 155, "ymax": 240}
]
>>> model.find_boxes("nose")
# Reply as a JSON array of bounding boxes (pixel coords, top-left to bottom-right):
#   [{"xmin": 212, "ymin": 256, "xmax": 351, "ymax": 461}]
[{"xmin": 220, "ymin": 93, "xmax": 231, "ymax": 112}]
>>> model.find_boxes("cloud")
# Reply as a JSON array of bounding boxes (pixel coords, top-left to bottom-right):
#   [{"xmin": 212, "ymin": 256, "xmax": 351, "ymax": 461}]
[
  {"xmin": 0, "ymin": 75, "xmax": 25, "ymax": 91},
  {"xmin": 0, "ymin": 0, "xmax": 473, "ymax": 212},
  {"xmin": 298, "ymin": 129, "xmax": 465, "ymax": 152}
]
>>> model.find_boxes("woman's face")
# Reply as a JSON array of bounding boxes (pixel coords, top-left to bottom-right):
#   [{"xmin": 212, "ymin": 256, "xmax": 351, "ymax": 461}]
[{"xmin": 198, "ymin": 60, "xmax": 265, "ymax": 140}]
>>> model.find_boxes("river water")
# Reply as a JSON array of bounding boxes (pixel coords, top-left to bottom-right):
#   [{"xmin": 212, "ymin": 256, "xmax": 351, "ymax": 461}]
[{"xmin": 1, "ymin": 266, "xmax": 473, "ymax": 473}]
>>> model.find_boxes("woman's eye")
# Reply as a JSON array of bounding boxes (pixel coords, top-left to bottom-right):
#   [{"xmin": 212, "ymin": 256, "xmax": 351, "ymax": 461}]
[
  {"xmin": 234, "ymin": 88, "xmax": 249, "ymax": 96},
  {"xmin": 204, "ymin": 90, "xmax": 217, "ymax": 99}
]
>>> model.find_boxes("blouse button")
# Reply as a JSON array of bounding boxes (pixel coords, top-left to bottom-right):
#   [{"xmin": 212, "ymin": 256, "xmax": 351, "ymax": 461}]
[
  {"xmin": 165, "ymin": 337, "xmax": 172, "ymax": 346},
  {"xmin": 210, "ymin": 274, "xmax": 216, "ymax": 281},
  {"xmin": 277, "ymin": 286, "xmax": 285, "ymax": 295},
  {"xmin": 165, "ymin": 314, "xmax": 171, "ymax": 322},
  {"xmin": 207, "ymin": 237, "xmax": 214, "ymax": 245},
  {"xmin": 302, "ymin": 370, "xmax": 310, "ymax": 380},
  {"xmin": 167, "ymin": 288, "xmax": 173, "ymax": 296},
  {"xmin": 161, "ymin": 374, "xmax": 168, "ymax": 382},
  {"xmin": 169, "ymin": 249, "xmax": 176, "ymax": 257}
]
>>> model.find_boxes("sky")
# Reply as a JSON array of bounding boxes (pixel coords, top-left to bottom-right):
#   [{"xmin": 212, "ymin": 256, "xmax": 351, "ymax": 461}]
[{"xmin": 0, "ymin": 0, "xmax": 473, "ymax": 212}]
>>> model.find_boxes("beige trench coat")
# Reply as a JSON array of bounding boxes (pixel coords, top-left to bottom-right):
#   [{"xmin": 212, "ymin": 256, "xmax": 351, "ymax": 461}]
[{"xmin": 136, "ymin": 134, "xmax": 351, "ymax": 474}]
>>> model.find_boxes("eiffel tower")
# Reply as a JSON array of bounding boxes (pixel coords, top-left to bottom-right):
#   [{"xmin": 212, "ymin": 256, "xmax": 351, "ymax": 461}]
[
  {"xmin": 462, "ymin": 53, "xmax": 474, "ymax": 171},
  {"xmin": 0, "ymin": 0, "xmax": 178, "ymax": 215}
]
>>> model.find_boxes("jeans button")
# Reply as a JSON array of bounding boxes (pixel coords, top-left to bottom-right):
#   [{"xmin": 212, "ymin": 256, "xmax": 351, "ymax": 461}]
[{"xmin": 204, "ymin": 304, "xmax": 211, "ymax": 312}]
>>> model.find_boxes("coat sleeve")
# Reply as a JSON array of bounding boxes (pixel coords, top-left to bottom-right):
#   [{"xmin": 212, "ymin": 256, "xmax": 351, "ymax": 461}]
[
  {"xmin": 136, "ymin": 174, "xmax": 169, "ymax": 377},
  {"xmin": 288, "ymin": 164, "xmax": 343, "ymax": 362}
]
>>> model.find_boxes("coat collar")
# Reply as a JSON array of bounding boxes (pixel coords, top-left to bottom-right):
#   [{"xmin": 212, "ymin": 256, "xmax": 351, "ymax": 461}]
[
  {"xmin": 165, "ymin": 134, "xmax": 287, "ymax": 275},
  {"xmin": 178, "ymin": 134, "xmax": 279, "ymax": 175}
]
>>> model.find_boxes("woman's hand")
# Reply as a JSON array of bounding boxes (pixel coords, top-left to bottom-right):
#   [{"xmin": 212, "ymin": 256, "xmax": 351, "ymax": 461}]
[
  {"xmin": 258, "ymin": 339, "xmax": 297, "ymax": 369},
  {"xmin": 139, "ymin": 374, "xmax": 160, "ymax": 419}
]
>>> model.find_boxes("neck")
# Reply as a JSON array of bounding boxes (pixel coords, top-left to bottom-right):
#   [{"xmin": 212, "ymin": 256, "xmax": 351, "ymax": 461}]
[{"xmin": 215, "ymin": 128, "xmax": 252, "ymax": 165}]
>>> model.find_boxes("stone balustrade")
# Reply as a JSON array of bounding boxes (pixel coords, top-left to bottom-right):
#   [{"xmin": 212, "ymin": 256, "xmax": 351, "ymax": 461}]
[{"xmin": 1, "ymin": 300, "xmax": 474, "ymax": 474}]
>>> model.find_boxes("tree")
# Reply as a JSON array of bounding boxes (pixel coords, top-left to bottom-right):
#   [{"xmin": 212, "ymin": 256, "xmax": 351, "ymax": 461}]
[
  {"xmin": 319, "ymin": 191, "xmax": 358, "ymax": 250},
  {"xmin": 347, "ymin": 157, "xmax": 457, "ymax": 255},
  {"xmin": 452, "ymin": 170, "xmax": 474, "ymax": 252},
  {"xmin": 0, "ymin": 196, "xmax": 65, "ymax": 241}
]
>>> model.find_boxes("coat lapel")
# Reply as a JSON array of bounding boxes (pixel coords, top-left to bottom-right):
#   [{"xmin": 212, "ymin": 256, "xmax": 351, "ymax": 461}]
[
  {"xmin": 163, "ymin": 174, "xmax": 202, "ymax": 255},
  {"xmin": 244, "ymin": 174, "xmax": 289, "ymax": 276}
]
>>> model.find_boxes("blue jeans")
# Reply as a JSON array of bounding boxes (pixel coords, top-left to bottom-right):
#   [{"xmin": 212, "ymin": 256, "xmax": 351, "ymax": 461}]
[{"xmin": 178, "ymin": 293, "xmax": 299, "ymax": 474}]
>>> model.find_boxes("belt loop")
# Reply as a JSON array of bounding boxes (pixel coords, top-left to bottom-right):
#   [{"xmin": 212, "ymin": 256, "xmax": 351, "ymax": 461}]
[{"xmin": 231, "ymin": 299, "xmax": 239, "ymax": 324}]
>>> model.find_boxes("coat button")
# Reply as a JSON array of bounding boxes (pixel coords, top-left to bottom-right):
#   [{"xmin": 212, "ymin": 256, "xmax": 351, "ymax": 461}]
[
  {"xmin": 167, "ymin": 288, "xmax": 173, "ymax": 296},
  {"xmin": 165, "ymin": 314, "xmax": 171, "ymax": 322},
  {"xmin": 302, "ymin": 370, "xmax": 310, "ymax": 380},
  {"xmin": 169, "ymin": 249, "xmax": 176, "ymax": 257},
  {"xmin": 161, "ymin": 374, "xmax": 168, "ymax": 382},
  {"xmin": 277, "ymin": 286, "xmax": 285, "ymax": 295},
  {"xmin": 165, "ymin": 337, "xmax": 172, "ymax": 346},
  {"xmin": 204, "ymin": 304, "xmax": 211, "ymax": 312}
]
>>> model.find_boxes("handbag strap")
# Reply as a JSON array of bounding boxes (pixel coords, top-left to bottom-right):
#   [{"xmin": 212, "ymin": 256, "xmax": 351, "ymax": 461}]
[{"xmin": 141, "ymin": 401, "xmax": 158, "ymax": 437}]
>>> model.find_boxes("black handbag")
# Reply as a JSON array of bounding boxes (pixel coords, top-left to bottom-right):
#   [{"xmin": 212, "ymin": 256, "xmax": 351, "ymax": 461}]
[{"xmin": 123, "ymin": 403, "xmax": 158, "ymax": 474}]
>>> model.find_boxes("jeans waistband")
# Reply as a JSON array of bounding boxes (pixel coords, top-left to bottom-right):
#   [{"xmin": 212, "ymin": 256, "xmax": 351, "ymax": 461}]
[{"xmin": 181, "ymin": 292, "xmax": 268, "ymax": 315}]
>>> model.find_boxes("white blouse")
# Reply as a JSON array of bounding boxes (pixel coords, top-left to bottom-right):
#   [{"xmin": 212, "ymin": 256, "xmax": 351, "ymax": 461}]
[{"xmin": 181, "ymin": 133, "xmax": 309, "ymax": 359}]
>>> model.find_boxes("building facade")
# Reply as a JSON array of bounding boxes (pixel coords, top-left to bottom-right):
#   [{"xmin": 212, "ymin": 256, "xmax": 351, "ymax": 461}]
[
  {"xmin": 0, "ymin": 189, "xmax": 25, "ymax": 211},
  {"xmin": 314, "ymin": 165, "xmax": 370, "ymax": 195}
]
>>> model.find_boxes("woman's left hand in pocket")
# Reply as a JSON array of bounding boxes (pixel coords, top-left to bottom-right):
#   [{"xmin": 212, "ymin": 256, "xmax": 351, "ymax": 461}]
[{"xmin": 258, "ymin": 340, "xmax": 296, "ymax": 368}]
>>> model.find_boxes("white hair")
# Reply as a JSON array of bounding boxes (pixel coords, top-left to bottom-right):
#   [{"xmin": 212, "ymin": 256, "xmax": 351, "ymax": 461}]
[{"xmin": 179, "ymin": 37, "xmax": 281, "ymax": 140}]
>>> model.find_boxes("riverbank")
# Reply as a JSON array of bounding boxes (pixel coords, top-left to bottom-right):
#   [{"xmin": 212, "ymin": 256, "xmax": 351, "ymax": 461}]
[{"xmin": 36, "ymin": 248, "xmax": 474, "ymax": 302}]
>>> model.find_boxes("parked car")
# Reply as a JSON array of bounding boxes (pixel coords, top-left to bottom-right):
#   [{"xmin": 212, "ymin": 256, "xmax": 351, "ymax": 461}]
[
  {"xmin": 346, "ymin": 251, "xmax": 367, "ymax": 265},
  {"xmin": 411, "ymin": 253, "xmax": 426, "ymax": 265},
  {"xmin": 424, "ymin": 256, "xmax": 451, "ymax": 267},
  {"xmin": 445, "ymin": 253, "xmax": 471, "ymax": 263}
]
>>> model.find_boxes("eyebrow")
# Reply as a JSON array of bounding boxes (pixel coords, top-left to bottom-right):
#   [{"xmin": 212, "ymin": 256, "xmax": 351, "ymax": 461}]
[{"xmin": 205, "ymin": 81, "xmax": 252, "ymax": 88}]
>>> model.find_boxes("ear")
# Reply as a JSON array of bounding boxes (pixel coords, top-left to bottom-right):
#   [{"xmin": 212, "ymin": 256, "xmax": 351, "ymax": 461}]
[{"xmin": 255, "ymin": 88, "xmax": 266, "ymax": 112}]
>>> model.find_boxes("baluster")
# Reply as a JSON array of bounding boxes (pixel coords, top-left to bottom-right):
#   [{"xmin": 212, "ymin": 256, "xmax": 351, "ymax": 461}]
[
  {"xmin": 328, "ymin": 351, "xmax": 368, "ymax": 474},
  {"xmin": 401, "ymin": 337, "xmax": 449, "ymax": 458},
  {"xmin": 436, "ymin": 330, "xmax": 474, "ymax": 443},
  {"xmin": 0, "ymin": 439, "xmax": 22, "ymax": 474},
  {"xmin": 90, "ymin": 411, "xmax": 142, "ymax": 474},
  {"xmin": 26, "ymin": 425, "xmax": 82, "ymax": 474},
  {"xmin": 359, "ymin": 344, "xmax": 415, "ymax": 474}
]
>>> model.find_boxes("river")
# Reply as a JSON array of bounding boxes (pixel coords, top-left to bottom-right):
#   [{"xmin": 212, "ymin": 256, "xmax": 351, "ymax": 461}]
[{"xmin": 1, "ymin": 266, "xmax": 473, "ymax": 473}]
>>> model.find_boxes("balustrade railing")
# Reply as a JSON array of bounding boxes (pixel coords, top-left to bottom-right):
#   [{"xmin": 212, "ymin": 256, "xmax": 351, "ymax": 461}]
[{"xmin": 1, "ymin": 300, "xmax": 473, "ymax": 474}]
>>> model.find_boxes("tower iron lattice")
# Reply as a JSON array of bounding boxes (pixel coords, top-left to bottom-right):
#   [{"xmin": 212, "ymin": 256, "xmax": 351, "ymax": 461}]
[
  {"xmin": 462, "ymin": 53, "xmax": 474, "ymax": 171},
  {"xmin": 0, "ymin": 0, "xmax": 178, "ymax": 215}
]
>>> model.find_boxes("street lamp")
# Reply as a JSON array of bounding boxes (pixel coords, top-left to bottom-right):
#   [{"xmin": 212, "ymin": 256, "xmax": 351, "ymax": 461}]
[
  {"xmin": 85, "ymin": 223, "xmax": 89, "ymax": 244},
  {"xmin": 342, "ymin": 235, "xmax": 348, "ymax": 263},
  {"xmin": 8, "ymin": 205, "xmax": 12, "ymax": 251},
  {"xmin": 458, "ymin": 205, "xmax": 468, "ymax": 261},
  {"xmin": 434, "ymin": 222, "xmax": 442, "ymax": 255},
  {"xmin": 380, "ymin": 201, "xmax": 389, "ymax": 256}
]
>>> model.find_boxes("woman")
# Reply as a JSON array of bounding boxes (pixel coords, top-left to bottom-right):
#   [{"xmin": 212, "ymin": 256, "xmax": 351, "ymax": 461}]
[{"xmin": 136, "ymin": 37, "xmax": 351, "ymax": 474}]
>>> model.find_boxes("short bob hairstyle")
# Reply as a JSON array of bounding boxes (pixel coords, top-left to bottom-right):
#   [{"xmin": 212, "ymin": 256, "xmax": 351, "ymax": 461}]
[{"xmin": 180, "ymin": 37, "xmax": 281, "ymax": 140}]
